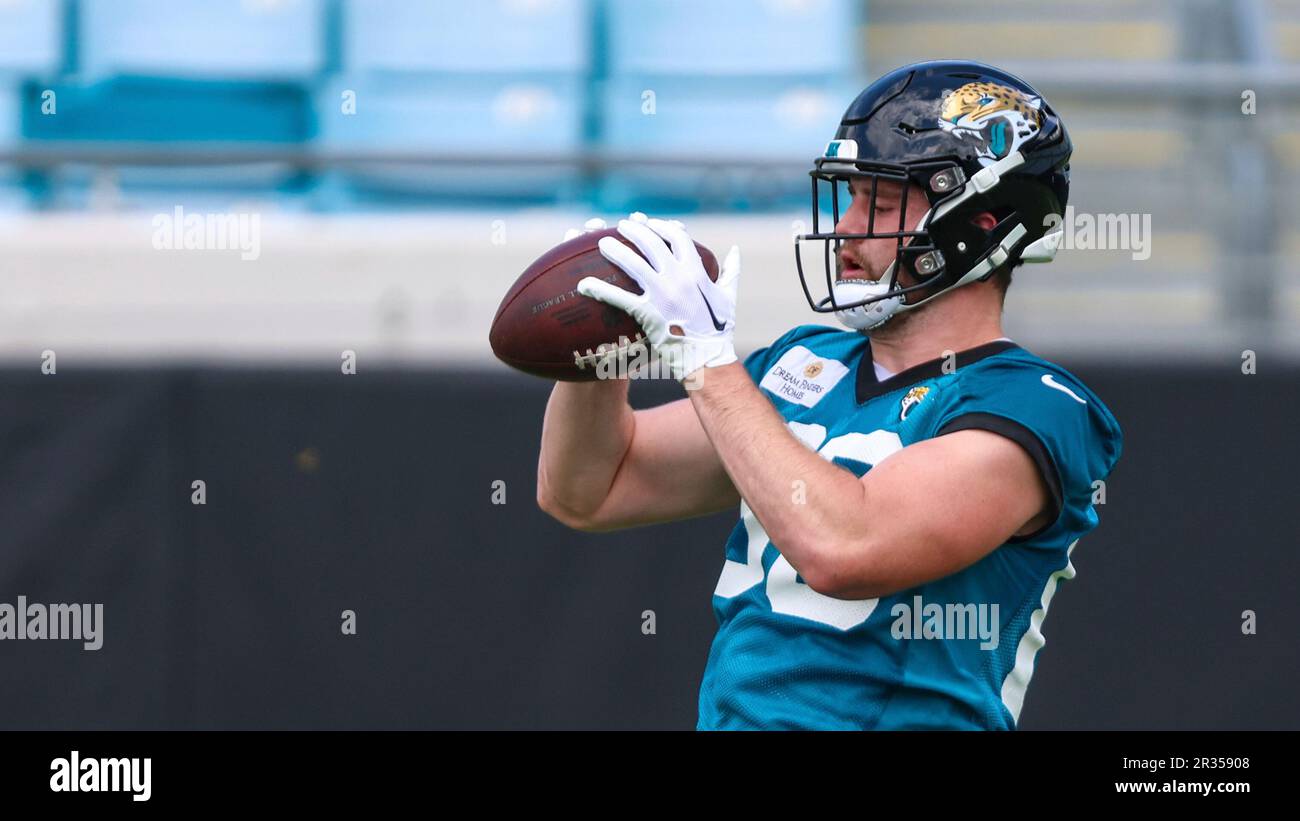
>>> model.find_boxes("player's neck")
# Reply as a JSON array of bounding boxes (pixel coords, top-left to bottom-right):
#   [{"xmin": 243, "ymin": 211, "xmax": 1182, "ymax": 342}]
[{"xmin": 866, "ymin": 300, "xmax": 1008, "ymax": 374}]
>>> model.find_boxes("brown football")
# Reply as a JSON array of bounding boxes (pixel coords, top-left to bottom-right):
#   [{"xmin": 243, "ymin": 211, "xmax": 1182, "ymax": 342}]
[{"xmin": 489, "ymin": 227, "xmax": 718, "ymax": 381}]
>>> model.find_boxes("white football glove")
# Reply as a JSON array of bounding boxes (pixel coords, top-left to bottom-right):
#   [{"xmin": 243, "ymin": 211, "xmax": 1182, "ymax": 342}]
[
  {"xmin": 562, "ymin": 211, "xmax": 649, "ymax": 241},
  {"xmin": 577, "ymin": 217, "xmax": 740, "ymax": 383},
  {"xmin": 563, "ymin": 217, "xmax": 607, "ymax": 241}
]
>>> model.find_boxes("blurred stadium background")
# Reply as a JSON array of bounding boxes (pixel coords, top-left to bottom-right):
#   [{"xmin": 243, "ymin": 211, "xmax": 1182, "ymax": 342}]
[{"xmin": 0, "ymin": 0, "xmax": 1297, "ymax": 729}]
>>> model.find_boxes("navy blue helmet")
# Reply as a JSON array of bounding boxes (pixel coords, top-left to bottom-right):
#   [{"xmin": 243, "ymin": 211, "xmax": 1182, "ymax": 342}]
[{"xmin": 796, "ymin": 60, "xmax": 1073, "ymax": 330}]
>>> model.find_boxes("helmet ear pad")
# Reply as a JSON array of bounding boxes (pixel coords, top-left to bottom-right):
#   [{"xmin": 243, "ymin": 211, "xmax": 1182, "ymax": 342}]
[
  {"xmin": 980, "ymin": 173, "xmax": 1066, "ymax": 252},
  {"xmin": 918, "ymin": 174, "xmax": 1065, "ymax": 291}
]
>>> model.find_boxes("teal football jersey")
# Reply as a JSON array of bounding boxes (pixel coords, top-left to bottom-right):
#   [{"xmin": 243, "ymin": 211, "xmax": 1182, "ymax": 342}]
[{"xmin": 696, "ymin": 324, "xmax": 1123, "ymax": 730}]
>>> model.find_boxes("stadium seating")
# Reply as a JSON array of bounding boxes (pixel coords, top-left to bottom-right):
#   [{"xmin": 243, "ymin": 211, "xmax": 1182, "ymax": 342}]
[
  {"xmin": 342, "ymin": 0, "xmax": 589, "ymax": 74},
  {"xmin": 598, "ymin": 0, "xmax": 861, "ymax": 209},
  {"xmin": 598, "ymin": 76, "xmax": 861, "ymax": 210},
  {"xmin": 605, "ymin": 0, "xmax": 857, "ymax": 78},
  {"xmin": 0, "ymin": 0, "xmax": 60, "ymax": 209},
  {"xmin": 18, "ymin": 1, "xmax": 326, "ymax": 207},
  {"xmin": 314, "ymin": 74, "xmax": 585, "ymax": 204},
  {"xmin": 0, "ymin": 0, "xmax": 1290, "ymax": 353},
  {"xmin": 25, "ymin": 78, "xmax": 315, "ymax": 143},
  {"xmin": 325, "ymin": 0, "xmax": 591, "ymax": 203},
  {"xmin": 78, "ymin": 0, "xmax": 325, "ymax": 79},
  {"xmin": 0, "ymin": 0, "xmax": 1281, "ymax": 244},
  {"xmin": 862, "ymin": 0, "xmax": 1178, "ymax": 70},
  {"xmin": 0, "ymin": 0, "xmax": 62, "ymax": 76},
  {"xmin": 0, "ymin": 81, "xmax": 27, "ymax": 210}
]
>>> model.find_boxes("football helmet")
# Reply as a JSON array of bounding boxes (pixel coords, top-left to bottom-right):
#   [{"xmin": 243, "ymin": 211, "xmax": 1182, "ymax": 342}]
[{"xmin": 795, "ymin": 60, "xmax": 1073, "ymax": 331}]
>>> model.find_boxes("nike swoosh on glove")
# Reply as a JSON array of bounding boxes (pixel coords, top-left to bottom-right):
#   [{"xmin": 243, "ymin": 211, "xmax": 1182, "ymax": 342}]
[{"xmin": 577, "ymin": 217, "xmax": 740, "ymax": 383}]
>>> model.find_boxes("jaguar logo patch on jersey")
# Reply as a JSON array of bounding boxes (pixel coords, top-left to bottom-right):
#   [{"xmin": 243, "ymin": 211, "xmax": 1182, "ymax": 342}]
[
  {"xmin": 759, "ymin": 346, "xmax": 849, "ymax": 408},
  {"xmin": 900, "ymin": 386, "xmax": 930, "ymax": 420}
]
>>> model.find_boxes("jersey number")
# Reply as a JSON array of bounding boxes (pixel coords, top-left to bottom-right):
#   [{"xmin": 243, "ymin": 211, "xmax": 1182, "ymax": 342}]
[{"xmin": 713, "ymin": 423, "xmax": 904, "ymax": 631}]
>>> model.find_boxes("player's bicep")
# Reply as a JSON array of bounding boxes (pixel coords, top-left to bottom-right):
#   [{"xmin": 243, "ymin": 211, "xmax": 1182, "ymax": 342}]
[
  {"xmin": 587, "ymin": 397, "xmax": 739, "ymax": 531},
  {"xmin": 842, "ymin": 429, "xmax": 1050, "ymax": 596}
]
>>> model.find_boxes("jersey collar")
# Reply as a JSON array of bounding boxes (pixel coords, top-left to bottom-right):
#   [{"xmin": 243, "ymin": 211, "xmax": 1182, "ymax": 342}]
[{"xmin": 855, "ymin": 338, "xmax": 1021, "ymax": 404}]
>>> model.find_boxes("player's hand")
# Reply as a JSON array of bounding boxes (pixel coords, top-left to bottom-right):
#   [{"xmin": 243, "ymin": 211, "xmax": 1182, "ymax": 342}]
[
  {"xmin": 563, "ymin": 217, "xmax": 607, "ymax": 241},
  {"xmin": 577, "ymin": 216, "xmax": 740, "ymax": 383}
]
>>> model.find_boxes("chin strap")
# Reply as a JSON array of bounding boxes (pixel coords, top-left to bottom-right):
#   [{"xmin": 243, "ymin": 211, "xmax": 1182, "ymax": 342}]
[{"xmin": 955, "ymin": 222, "xmax": 1029, "ymax": 286}]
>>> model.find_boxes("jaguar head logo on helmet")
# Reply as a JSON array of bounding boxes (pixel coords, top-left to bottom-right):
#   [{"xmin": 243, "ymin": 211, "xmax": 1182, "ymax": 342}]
[{"xmin": 938, "ymin": 81, "xmax": 1045, "ymax": 163}]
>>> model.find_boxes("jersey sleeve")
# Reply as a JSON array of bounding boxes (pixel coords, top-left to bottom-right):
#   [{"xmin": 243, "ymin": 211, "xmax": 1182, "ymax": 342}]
[{"xmin": 933, "ymin": 358, "xmax": 1123, "ymax": 542}]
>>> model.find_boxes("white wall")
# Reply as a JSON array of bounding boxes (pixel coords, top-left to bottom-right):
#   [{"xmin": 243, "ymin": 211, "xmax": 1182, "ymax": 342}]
[{"xmin": 0, "ymin": 211, "xmax": 1290, "ymax": 367}]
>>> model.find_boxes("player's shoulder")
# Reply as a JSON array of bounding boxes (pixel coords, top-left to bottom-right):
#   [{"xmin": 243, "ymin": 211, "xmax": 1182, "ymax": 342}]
[
  {"xmin": 951, "ymin": 344, "xmax": 1123, "ymax": 460},
  {"xmin": 959, "ymin": 346, "xmax": 1110, "ymax": 410}
]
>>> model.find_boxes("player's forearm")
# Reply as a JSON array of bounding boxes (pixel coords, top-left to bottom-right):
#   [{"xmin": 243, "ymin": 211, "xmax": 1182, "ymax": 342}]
[
  {"xmin": 536, "ymin": 380, "xmax": 635, "ymax": 525},
  {"xmin": 687, "ymin": 363, "xmax": 870, "ymax": 593}
]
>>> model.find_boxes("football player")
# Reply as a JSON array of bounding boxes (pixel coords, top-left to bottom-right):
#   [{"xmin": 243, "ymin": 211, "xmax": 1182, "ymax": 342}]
[{"xmin": 536, "ymin": 60, "xmax": 1122, "ymax": 730}]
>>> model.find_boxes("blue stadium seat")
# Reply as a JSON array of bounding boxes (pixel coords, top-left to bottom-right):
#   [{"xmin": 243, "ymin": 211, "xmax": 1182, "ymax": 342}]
[
  {"xmin": 24, "ymin": 78, "xmax": 316, "ymax": 142},
  {"xmin": 598, "ymin": 77, "xmax": 860, "ymax": 210},
  {"xmin": 603, "ymin": 77, "xmax": 853, "ymax": 157},
  {"xmin": 605, "ymin": 0, "xmax": 858, "ymax": 78},
  {"xmin": 79, "ymin": 0, "xmax": 325, "ymax": 79},
  {"xmin": 315, "ymin": 74, "xmax": 584, "ymax": 204},
  {"xmin": 0, "ymin": 81, "xmax": 20, "ymax": 142},
  {"xmin": 19, "ymin": 78, "xmax": 317, "ymax": 208},
  {"xmin": 342, "ymin": 0, "xmax": 589, "ymax": 74},
  {"xmin": 0, "ymin": 82, "xmax": 30, "ymax": 209},
  {"xmin": 319, "ymin": 75, "xmax": 582, "ymax": 154},
  {"xmin": 0, "ymin": 0, "xmax": 61, "ymax": 76}
]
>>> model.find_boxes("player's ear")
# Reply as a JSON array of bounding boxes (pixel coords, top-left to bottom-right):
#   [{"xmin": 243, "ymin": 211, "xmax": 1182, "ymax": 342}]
[{"xmin": 970, "ymin": 212, "xmax": 998, "ymax": 231}]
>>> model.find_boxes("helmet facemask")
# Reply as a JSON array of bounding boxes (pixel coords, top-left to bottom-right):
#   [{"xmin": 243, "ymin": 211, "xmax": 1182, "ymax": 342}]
[{"xmin": 795, "ymin": 155, "xmax": 974, "ymax": 331}]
